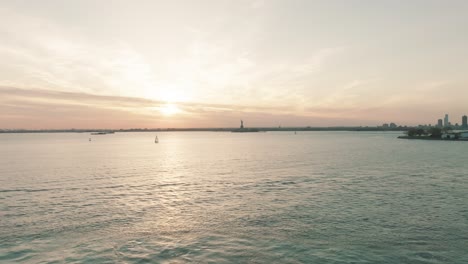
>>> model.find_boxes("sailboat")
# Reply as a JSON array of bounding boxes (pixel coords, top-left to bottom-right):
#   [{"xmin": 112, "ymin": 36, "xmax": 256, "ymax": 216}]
[{"xmin": 155, "ymin": 135, "xmax": 159, "ymax": 143}]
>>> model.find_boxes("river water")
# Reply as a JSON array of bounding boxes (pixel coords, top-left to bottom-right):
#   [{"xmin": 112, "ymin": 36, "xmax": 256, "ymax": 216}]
[{"xmin": 1, "ymin": 131, "xmax": 467, "ymax": 263}]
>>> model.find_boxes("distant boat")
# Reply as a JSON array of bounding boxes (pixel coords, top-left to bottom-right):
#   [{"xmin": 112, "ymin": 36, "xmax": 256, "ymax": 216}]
[
  {"xmin": 155, "ymin": 135, "xmax": 159, "ymax": 143},
  {"xmin": 90, "ymin": 131, "xmax": 114, "ymax": 135}
]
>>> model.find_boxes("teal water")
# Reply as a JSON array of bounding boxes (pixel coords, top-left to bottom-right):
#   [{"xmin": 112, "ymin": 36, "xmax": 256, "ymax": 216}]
[{"xmin": 1, "ymin": 131, "xmax": 467, "ymax": 263}]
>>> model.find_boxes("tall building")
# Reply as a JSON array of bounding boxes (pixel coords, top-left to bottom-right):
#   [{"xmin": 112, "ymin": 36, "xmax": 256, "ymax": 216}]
[
  {"xmin": 437, "ymin": 119, "xmax": 443, "ymax": 127},
  {"xmin": 463, "ymin": 115, "xmax": 468, "ymax": 129},
  {"xmin": 444, "ymin": 114, "xmax": 449, "ymax": 127}
]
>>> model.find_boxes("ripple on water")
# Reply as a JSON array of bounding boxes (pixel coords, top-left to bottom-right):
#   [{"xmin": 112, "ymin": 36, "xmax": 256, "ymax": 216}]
[
  {"xmin": 1, "ymin": 132, "xmax": 468, "ymax": 263},
  {"xmin": 0, "ymin": 248, "xmax": 35, "ymax": 262}
]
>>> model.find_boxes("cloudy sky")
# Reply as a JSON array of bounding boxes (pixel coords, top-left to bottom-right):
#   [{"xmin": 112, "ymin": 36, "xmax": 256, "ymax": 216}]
[{"xmin": 1, "ymin": 0, "xmax": 468, "ymax": 129}]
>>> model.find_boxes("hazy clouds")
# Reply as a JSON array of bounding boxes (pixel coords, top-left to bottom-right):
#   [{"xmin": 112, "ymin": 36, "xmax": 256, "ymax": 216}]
[{"xmin": 1, "ymin": 0, "xmax": 468, "ymax": 128}]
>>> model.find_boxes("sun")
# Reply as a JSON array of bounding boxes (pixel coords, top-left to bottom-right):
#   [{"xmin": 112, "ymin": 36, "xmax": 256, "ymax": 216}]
[{"xmin": 159, "ymin": 104, "xmax": 180, "ymax": 116}]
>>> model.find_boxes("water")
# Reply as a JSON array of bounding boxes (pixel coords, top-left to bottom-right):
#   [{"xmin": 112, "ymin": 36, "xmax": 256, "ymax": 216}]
[{"xmin": 1, "ymin": 131, "xmax": 467, "ymax": 263}]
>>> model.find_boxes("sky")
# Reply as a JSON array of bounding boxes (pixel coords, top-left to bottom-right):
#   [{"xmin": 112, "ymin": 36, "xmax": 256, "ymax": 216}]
[{"xmin": 1, "ymin": 0, "xmax": 468, "ymax": 129}]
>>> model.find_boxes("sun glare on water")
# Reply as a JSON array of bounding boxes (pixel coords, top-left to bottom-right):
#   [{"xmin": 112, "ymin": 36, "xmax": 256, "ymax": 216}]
[{"xmin": 159, "ymin": 104, "xmax": 180, "ymax": 116}]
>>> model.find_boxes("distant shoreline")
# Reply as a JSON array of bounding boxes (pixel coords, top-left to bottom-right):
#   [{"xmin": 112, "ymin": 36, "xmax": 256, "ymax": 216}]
[
  {"xmin": 398, "ymin": 136, "xmax": 468, "ymax": 141},
  {"xmin": 0, "ymin": 127, "xmax": 407, "ymax": 134}
]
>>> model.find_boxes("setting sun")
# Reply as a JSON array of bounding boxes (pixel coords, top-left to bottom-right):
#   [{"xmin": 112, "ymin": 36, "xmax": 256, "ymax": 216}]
[{"xmin": 159, "ymin": 104, "xmax": 180, "ymax": 116}]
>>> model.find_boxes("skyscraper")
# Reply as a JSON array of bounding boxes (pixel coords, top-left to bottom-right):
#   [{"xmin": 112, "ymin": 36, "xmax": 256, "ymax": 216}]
[
  {"xmin": 463, "ymin": 115, "xmax": 467, "ymax": 129},
  {"xmin": 437, "ymin": 119, "xmax": 443, "ymax": 127},
  {"xmin": 444, "ymin": 114, "xmax": 449, "ymax": 127}
]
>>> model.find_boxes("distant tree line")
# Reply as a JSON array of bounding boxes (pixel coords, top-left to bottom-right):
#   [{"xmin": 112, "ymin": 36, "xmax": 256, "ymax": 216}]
[{"xmin": 406, "ymin": 127, "xmax": 446, "ymax": 138}]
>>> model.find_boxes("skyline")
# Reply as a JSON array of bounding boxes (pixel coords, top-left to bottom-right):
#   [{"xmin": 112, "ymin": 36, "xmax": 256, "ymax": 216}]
[{"xmin": 2, "ymin": 0, "xmax": 468, "ymax": 129}]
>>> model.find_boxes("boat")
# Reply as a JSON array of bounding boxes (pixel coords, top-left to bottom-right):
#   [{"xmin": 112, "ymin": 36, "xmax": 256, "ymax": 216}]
[
  {"xmin": 90, "ymin": 131, "xmax": 114, "ymax": 135},
  {"xmin": 155, "ymin": 135, "xmax": 158, "ymax": 143}
]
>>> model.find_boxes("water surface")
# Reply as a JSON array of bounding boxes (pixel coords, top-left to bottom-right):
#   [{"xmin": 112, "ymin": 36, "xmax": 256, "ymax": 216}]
[{"xmin": 1, "ymin": 132, "xmax": 467, "ymax": 263}]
